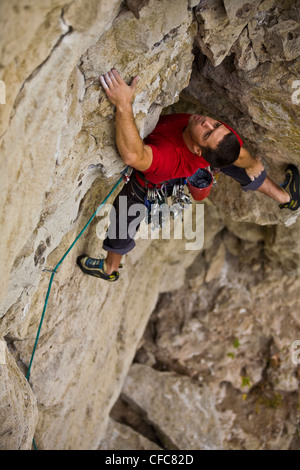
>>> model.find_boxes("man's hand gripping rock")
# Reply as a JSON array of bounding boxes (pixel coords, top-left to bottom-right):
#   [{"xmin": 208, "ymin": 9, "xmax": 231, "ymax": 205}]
[{"xmin": 99, "ymin": 68, "xmax": 139, "ymax": 111}]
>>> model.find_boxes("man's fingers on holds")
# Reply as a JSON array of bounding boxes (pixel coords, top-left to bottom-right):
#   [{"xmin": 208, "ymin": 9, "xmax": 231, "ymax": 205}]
[
  {"xmin": 99, "ymin": 75, "xmax": 108, "ymax": 89},
  {"xmin": 131, "ymin": 75, "xmax": 139, "ymax": 89},
  {"xmin": 104, "ymin": 72, "xmax": 113, "ymax": 86},
  {"xmin": 111, "ymin": 68, "xmax": 122, "ymax": 83},
  {"xmin": 108, "ymin": 70, "xmax": 119, "ymax": 85}
]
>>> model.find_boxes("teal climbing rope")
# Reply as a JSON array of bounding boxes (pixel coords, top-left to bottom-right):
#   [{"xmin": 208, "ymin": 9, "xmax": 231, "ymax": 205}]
[{"xmin": 26, "ymin": 167, "xmax": 128, "ymax": 383}]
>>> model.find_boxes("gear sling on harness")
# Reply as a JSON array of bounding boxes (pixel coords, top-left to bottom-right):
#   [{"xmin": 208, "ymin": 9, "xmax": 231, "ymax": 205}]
[{"xmin": 135, "ymin": 167, "xmax": 214, "ymax": 228}]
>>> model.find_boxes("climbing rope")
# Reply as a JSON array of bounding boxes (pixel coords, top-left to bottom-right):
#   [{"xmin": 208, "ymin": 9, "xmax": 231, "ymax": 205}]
[{"xmin": 25, "ymin": 166, "xmax": 130, "ymax": 448}]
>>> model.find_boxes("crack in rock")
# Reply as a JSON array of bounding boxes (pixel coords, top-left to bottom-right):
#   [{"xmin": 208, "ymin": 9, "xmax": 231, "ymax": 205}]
[{"xmin": 9, "ymin": 8, "xmax": 73, "ymax": 124}]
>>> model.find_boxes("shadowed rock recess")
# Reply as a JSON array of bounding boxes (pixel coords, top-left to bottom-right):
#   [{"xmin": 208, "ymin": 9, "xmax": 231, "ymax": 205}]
[{"xmin": 0, "ymin": 0, "xmax": 299, "ymax": 450}]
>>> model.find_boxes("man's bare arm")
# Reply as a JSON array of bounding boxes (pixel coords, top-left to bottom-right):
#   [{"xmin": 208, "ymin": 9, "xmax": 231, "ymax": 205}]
[
  {"xmin": 100, "ymin": 69, "xmax": 153, "ymax": 172},
  {"xmin": 233, "ymin": 146, "xmax": 265, "ymax": 181}
]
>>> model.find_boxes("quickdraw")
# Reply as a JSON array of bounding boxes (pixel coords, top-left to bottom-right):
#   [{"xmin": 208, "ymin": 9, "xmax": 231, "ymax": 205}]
[
  {"xmin": 121, "ymin": 166, "xmax": 133, "ymax": 183},
  {"xmin": 144, "ymin": 179, "xmax": 192, "ymax": 229}
]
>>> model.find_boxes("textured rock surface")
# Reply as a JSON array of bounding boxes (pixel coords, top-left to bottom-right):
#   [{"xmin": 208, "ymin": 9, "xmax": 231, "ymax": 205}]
[
  {"xmin": 128, "ymin": 225, "xmax": 300, "ymax": 449},
  {"xmin": 121, "ymin": 363, "xmax": 222, "ymax": 450},
  {"xmin": 1, "ymin": 0, "xmax": 300, "ymax": 451},
  {"xmin": 99, "ymin": 418, "xmax": 162, "ymax": 451},
  {"xmin": 0, "ymin": 0, "xmax": 196, "ymax": 450},
  {"xmin": 102, "ymin": 0, "xmax": 300, "ymax": 451},
  {"xmin": 0, "ymin": 340, "xmax": 38, "ymax": 450}
]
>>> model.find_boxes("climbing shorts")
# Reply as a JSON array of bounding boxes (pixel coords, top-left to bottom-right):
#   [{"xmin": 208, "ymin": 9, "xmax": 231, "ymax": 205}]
[
  {"xmin": 220, "ymin": 165, "xmax": 266, "ymax": 191},
  {"xmin": 102, "ymin": 174, "xmax": 147, "ymax": 255}
]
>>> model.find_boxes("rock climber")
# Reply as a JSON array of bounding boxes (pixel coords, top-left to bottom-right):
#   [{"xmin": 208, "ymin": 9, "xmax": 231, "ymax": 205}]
[{"xmin": 77, "ymin": 68, "xmax": 300, "ymax": 281}]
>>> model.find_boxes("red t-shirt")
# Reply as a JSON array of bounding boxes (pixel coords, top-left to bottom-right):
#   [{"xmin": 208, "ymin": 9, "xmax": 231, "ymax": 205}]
[{"xmin": 138, "ymin": 113, "xmax": 243, "ymax": 186}]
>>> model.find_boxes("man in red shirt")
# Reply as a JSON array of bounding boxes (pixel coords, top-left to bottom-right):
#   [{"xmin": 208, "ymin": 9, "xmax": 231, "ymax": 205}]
[{"xmin": 77, "ymin": 69, "xmax": 299, "ymax": 281}]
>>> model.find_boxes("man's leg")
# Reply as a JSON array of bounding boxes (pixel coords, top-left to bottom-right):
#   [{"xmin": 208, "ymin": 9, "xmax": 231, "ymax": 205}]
[
  {"xmin": 105, "ymin": 251, "xmax": 123, "ymax": 275},
  {"xmin": 77, "ymin": 175, "xmax": 147, "ymax": 281},
  {"xmin": 256, "ymin": 176, "xmax": 290, "ymax": 204},
  {"xmin": 220, "ymin": 164, "xmax": 299, "ymax": 210}
]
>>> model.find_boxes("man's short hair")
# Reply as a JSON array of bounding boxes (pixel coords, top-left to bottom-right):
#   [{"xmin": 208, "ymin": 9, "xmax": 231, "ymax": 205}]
[{"xmin": 201, "ymin": 132, "xmax": 240, "ymax": 169}]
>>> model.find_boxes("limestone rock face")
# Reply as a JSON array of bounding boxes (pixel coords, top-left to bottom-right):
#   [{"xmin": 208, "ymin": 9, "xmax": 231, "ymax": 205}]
[
  {"xmin": 0, "ymin": 0, "xmax": 196, "ymax": 450},
  {"xmin": 0, "ymin": 340, "xmax": 38, "ymax": 450},
  {"xmin": 101, "ymin": 0, "xmax": 300, "ymax": 452},
  {"xmin": 121, "ymin": 363, "xmax": 222, "ymax": 450},
  {"xmin": 127, "ymin": 232, "xmax": 300, "ymax": 449},
  {"xmin": 1, "ymin": 0, "xmax": 300, "ymax": 451},
  {"xmin": 195, "ymin": 0, "xmax": 262, "ymax": 66},
  {"xmin": 173, "ymin": 0, "xmax": 300, "ymax": 268},
  {"xmin": 99, "ymin": 418, "xmax": 162, "ymax": 451}
]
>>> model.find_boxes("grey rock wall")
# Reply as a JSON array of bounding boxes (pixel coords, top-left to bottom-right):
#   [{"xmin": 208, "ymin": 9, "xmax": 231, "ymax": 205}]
[
  {"xmin": 99, "ymin": 0, "xmax": 300, "ymax": 451},
  {"xmin": 0, "ymin": 0, "xmax": 197, "ymax": 450},
  {"xmin": 0, "ymin": 0, "xmax": 299, "ymax": 450}
]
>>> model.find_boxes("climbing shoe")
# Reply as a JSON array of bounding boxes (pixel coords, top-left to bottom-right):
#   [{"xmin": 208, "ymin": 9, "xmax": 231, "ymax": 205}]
[
  {"xmin": 279, "ymin": 164, "xmax": 300, "ymax": 211},
  {"xmin": 77, "ymin": 254, "xmax": 119, "ymax": 282}
]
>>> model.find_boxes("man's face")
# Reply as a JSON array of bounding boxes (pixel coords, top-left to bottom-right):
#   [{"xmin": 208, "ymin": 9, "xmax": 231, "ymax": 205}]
[{"xmin": 188, "ymin": 114, "xmax": 231, "ymax": 151}]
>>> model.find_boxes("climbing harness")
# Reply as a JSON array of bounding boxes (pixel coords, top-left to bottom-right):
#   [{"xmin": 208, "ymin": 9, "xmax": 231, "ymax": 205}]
[{"xmin": 25, "ymin": 165, "xmax": 131, "ymax": 449}]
